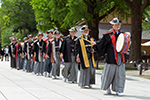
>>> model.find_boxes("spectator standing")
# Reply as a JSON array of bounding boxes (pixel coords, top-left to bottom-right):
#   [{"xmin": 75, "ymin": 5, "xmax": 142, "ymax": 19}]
[
  {"xmin": 5, "ymin": 46, "xmax": 9, "ymax": 61},
  {"xmin": 1, "ymin": 47, "xmax": 5, "ymax": 61}
]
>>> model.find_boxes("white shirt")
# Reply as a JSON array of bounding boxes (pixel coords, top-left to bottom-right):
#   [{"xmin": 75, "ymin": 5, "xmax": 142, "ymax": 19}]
[{"xmin": 5, "ymin": 48, "xmax": 9, "ymax": 54}]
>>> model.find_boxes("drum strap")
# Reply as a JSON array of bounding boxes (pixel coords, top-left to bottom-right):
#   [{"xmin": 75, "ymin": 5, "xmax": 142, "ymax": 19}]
[{"xmin": 111, "ymin": 29, "xmax": 125, "ymax": 64}]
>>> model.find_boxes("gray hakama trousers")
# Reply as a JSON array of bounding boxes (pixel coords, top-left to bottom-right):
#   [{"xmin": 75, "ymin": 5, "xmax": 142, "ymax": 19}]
[
  {"xmin": 39, "ymin": 55, "xmax": 44, "ymax": 74},
  {"xmin": 34, "ymin": 55, "xmax": 44, "ymax": 74},
  {"xmin": 78, "ymin": 58, "xmax": 95, "ymax": 87},
  {"xmin": 30, "ymin": 61, "xmax": 34, "ymax": 72},
  {"xmin": 34, "ymin": 61, "xmax": 39, "ymax": 74},
  {"xmin": 26, "ymin": 56, "xmax": 32, "ymax": 72},
  {"xmin": 23, "ymin": 58, "xmax": 27, "ymax": 71},
  {"xmin": 101, "ymin": 53, "xmax": 126, "ymax": 93},
  {"xmin": 62, "ymin": 53, "xmax": 78, "ymax": 82},
  {"xmin": 52, "ymin": 52, "xmax": 60, "ymax": 77},
  {"xmin": 43, "ymin": 58, "xmax": 52, "ymax": 73},
  {"xmin": 20, "ymin": 58, "xmax": 24, "ymax": 69},
  {"xmin": 16, "ymin": 54, "xmax": 21, "ymax": 69},
  {"xmin": 10, "ymin": 56, "xmax": 16, "ymax": 68}
]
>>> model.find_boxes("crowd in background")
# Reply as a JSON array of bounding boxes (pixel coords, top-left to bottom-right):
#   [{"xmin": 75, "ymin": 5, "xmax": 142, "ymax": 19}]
[{"xmin": 0, "ymin": 46, "xmax": 9, "ymax": 61}]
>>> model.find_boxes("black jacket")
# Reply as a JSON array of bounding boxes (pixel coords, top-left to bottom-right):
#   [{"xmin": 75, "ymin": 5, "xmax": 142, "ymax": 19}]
[
  {"xmin": 60, "ymin": 35, "xmax": 77, "ymax": 62},
  {"xmin": 1, "ymin": 49, "xmax": 5, "ymax": 55},
  {"xmin": 9, "ymin": 43, "xmax": 16, "ymax": 57},
  {"xmin": 75, "ymin": 35, "xmax": 97, "ymax": 69},
  {"xmin": 33, "ymin": 39, "xmax": 46, "ymax": 61},
  {"xmin": 13, "ymin": 44, "xmax": 22, "ymax": 55},
  {"xmin": 24, "ymin": 40, "xmax": 34, "ymax": 55},
  {"xmin": 96, "ymin": 30, "xmax": 126, "ymax": 64},
  {"xmin": 46, "ymin": 39, "xmax": 51, "ymax": 57}
]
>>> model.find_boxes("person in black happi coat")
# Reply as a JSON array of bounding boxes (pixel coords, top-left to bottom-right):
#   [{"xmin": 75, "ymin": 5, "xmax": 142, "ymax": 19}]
[
  {"xmin": 91, "ymin": 18, "xmax": 131, "ymax": 96},
  {"xmin": 24, "ymin": 35, "xmax": 34, "ymax": 72},
  {"xmin": 60, "ymin": 27, "xmax": 78, "ymax": 83},
  {"xmin": 9, "ymin": 38, "xmax": 17, "ymax": 68},
  {"xmin": 75, "ymin": 25, "xmax": 97, "ymax": 89},
  {"xmin": 13, "ymin": 39, "xmax": 22, "ymax": 70}
]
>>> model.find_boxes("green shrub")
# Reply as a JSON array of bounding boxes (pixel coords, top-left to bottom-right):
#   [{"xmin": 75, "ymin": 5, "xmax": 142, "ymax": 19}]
[
  {"xmin": 125, "ymin": 67, "xmax": 137, "ymax": 70},
  {"xmin": 98, "ymin": 65, "xmax": 137, "ymax": 70},
  {"xmin": 98, "ymin": 66, "xmax": 104, "ymax": 70}
]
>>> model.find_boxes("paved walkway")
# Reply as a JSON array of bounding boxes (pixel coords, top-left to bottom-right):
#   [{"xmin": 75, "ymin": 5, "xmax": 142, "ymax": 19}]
[{"xmin": 0, "ymin": 61, "xmax": 150, "ymax": 100}]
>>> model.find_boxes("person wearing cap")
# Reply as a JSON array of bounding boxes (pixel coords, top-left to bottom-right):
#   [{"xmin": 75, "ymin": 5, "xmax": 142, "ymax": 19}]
[
  {"xmin": 30, "ymin": 36, "xmax": 38, "ymax": 72},
  {"xmin": 33, "ymin": 36, "xmax": 39, "ymax": 74},
  {"xmin": 23, "ymin": 37, "xmax": 28, "ymax": 71},
  {"xmin": 9, "ymin": 38, "xmax": 17, "ymax": 69},
  {"xmin": 33, "ymin": 33, "xmax": 46, "ymax": 76},
  {"xmin": 24, "ymin": 35, "xmax": 34, "ymax": 72},
  {"xmin": 43, "ymin": 30, "xmax": 53, "ymax": 77},
  {"xmin": 91, "ymin": 18, "xmax": 131, "ymax": 96},
  {"xmin": 13, "ymin": 39, "xmax": 22, "ymax": 70},
  {"xmin": 75, "ymin": 25, "xmax": 96, "ymax": 89},
  {"xmin": 50, "ymin": 30, "xmax": 63, "ymax": 79},
  {"xmin": 60, "ymin": 27, "xmax": 78, "ymax": 83}
]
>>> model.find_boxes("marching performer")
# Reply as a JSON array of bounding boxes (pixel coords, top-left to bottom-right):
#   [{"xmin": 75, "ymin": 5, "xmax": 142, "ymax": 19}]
[
  {"xmin": 23, "ymin": 37, "xmax": 28, "ymax": 71},
  {"xmin": 43, "ymin": 30, "xmax": 53, "ymax": 77},
  {"xmin": 9, "ymin": 38, "xmax": 17, "ymax": 69},
  {"xmin": 24, "ymin": 35, "xmax": 34, "ymax": 72},
  {"xmin": 13, "ymin": 39, "xmax": 22, "ymax": 70},
  {"xmin": 75, "ymin": 25, "xmax": 96, "ymax": 89},
  {"xmin": 33, "ymin": 33, "xmax": 46, "ymax": 76},
  {"xmin": 60, "ymin": 27, "xmax": 78, "ymax": 83},
  {"xmin": 51, "ymin": 30, "xmax": 63, "ymax": 79},
  {"xmin": 91, "ymin": 18, "xmax": 131, "ymax": 96},
  {"xmin": 30, "ymin": 36, "xmax": 38, "ymax": 72}
]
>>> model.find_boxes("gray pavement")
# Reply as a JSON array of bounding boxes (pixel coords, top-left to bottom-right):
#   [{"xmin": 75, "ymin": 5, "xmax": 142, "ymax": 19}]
[{"xmin": 0, "ymin": 61, "xmax": 150, "ymax": 100}]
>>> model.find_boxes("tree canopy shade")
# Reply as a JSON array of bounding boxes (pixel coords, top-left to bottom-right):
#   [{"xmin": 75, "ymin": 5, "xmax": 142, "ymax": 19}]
[
  {"xmin": 31, "ymin": 0, "xmax": 130, "ymax": 39},
  {"xmin": 125, "ymin": 0, "xmax": 150, "ymax": 61},
  {"xmin": 30, "ymin": 0, "xmax": 70, "ymax": 35},
  {"xmin": 142, "ymin": 6, "xmax": 150, "ymax": 31},
  {"xmin": 63, "ymin": 0, "xmax": 130, "ymax": 40},
  {"xmin": 0, "ymin": 0, "xmax": 37, "ymax": 47},
  {"xmin": 0, "ymin": 0, "xmax": 37, "ymax": 34}
]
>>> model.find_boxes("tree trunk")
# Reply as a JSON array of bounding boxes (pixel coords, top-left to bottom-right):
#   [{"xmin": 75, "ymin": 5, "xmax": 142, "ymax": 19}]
[
  {"xmin": 23, "ymin": 28, "xmax": 26, "ymax": 35},
  {"xmin": 129, "ymin": 1, "xmax": 142, "ymax": 62},
  {"xmin": 88, "ymin": 19, "xmax": 99, "ymax": 40},
  {"xmin": 87, "ymin": 1, "xmax": 99, "ymax": 40},
  {"xmin": 19, "ymin": 27, "xmax": 22, "ymax": 34},
  {"xmin": 61, "ymin": 29, "xmax": 69, "ymax": 36}
]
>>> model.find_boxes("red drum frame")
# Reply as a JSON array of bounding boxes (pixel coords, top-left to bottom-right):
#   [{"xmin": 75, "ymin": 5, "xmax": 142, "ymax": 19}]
[{"xmin": 116, "ymin": 33, "xmax": 131, "ymax": 54}]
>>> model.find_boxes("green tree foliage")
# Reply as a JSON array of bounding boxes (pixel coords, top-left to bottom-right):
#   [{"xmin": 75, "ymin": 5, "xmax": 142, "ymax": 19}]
[
  {"xmin": 31, "ymin": 0, "xmax": 130, "ymax": 39},
  {"xmin": 30, "ymin": 0, "xmax": 70, "ymax": 35},
  {"xmin": 0, "ymin": 0, "xmax": 37, "ymax": 46},
  {"xmin": 142, "ymin": 6, "xmax": 150, "ymax": 31},
  {"xmin": 1, "ymin": 25, "xmax": 15, "ymax": 47},
  {"xmin": 0, "ymin": 0, "xmax": 37, "ymax": 35},
  {"xmin": 63, "ymin": 0, "xmax": 130, "ymax": 40}
]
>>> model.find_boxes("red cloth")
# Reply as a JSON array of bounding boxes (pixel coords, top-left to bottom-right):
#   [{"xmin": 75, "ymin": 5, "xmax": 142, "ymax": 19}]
[
  {"xmin": 43, "ymin": 37, "xmax": 49, "ymax": 49},
  {"xmin": 43, "ymin": 37, "xmax": 49, "ymax": 58},
  {"xmin": 15, "ymin": 43, "xmax": 19, "ymax": 61},
  {"xmin": 110, "ymin": 29, "xmax": 125, "ymax": 64}
]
